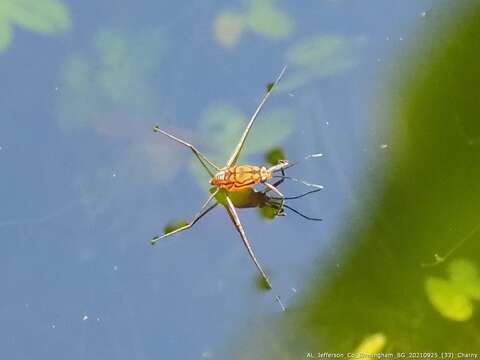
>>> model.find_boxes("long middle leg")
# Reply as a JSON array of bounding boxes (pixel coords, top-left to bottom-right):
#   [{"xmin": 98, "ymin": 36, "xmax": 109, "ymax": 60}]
[{"xmin": 151, "ymin": 189, "xmax": 219, "ymax": 245}]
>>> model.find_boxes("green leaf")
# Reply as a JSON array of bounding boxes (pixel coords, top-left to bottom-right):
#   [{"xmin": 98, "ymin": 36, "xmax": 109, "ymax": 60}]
[
  {"xmin": 254, "ymin": 272, "xmax": 272, "ymax": 291},
  {"xmin": 3, "ymin": 0, "xmax": 70, "ymax": 34},
  {"xmin": 449, "ymin": 259, "xmax": 480, "ymax": 300},
  {"xmin": 163, "ymin": 220, "xmax": 190, "ymax": 235},
  {"xmin": 0, "ymin": 20, "xmax": 13, "ymax": 51},
  {"xmin": 282, "ymin": 35, "xmax": 365, "ymax": 91},
  {"xmin": 57, "ymin": 29, "xmax": 164, "ymax": 129},
  {"xmin": 200, "ymin": 104, "xmax": 293, "ymax": 166},
  {"xmin": 200, "ymin": 104, "xmax": 246, "ymax": 162},
  {"xmin": 258, "ymin": 205, "xmax": 277, "ymax": 220},
  {"xmin": 246, "ymin": 0, "xmax": 293, "ymax": 39},
  {"xmin": 425, "ymin": 277, "xmax": 473, "ymax": 322},
  {"xmin": 213, "ymin": 11, "xmax": 245, "ymax": 47},
  {"xmin": 242, "ymin": 107, "xmax": 294, "ymax": 155},
  {"xmin": 265, "ymin": 147, "xmax": 286, "ymax": 165}
]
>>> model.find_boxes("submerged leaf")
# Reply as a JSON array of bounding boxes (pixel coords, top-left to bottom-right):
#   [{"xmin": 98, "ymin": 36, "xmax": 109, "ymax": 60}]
[
  {"xmin": 258, "ymin": 205, "xmax": 277, "ymax": 220},
  {"xmin": 0, "ymin": 21, "xmax": 13, "ymax": 51},
  {"xmin": 200, "ymin": 104, "xmax": 245, "ymax": 162},
  {"xmin": 2, "ymin": 0, "xmax": 69, "ymax": 34},
  {"xmin": 57, "ymin": 29, "xmax": 163, "ymax": 129},
  {"xmin": 0, "ymin": 0, "xmax": 69, "ymax": 52},
  {"xmin": 354, "ymin": 333, "xmax": 387, "ymax": 354},
  {"xmin": 265, "ymin": 147, "xmax": 286, "ymax": 165},
  {"xmin": 213, "ymin": 0, "xmax": 292, "ymax": 48},
  {"xmin": 200, "ymin": 104, "xmax": 293, "ymax": 164},
  {"xmin": 425, "ymin": 258, "xmax": 480, "ymax": 321},
  {"xmin": 246, "ymin": 0, "xmax": 293, "ymax": 39},
  {"xmin": 425, "ymin": 277, "xmax": 472, "ymax": 321},
  {"xmin": 255, "ymin": 273, "xmax": 272, "ymax": 291},
  {"xmin": 448, "ymin": 259, "xmax": 480, "ymax": 300},
  {"xmin": 282, "ymin": 35, "xmax": 365, "ymax": 91},
  {"xmin": 213, "ymin": 11, "xmax": 245, "ymax": 47},
  {"xmin": 163, "ymin": 220, "xmax": 190, "ymax": 235},
  {"xmin": 243, "ymin": 107, "xmax": 294, "ymax": 155}
]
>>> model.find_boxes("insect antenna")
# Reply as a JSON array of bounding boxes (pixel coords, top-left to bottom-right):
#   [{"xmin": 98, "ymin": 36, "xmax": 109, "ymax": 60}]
[
  {"xmin": 273, "ymin": 153, "xmax": 323, "ymax": 172},
  {"xmin": 269, "ymin": 188, "xmax": 322, "ymax": 201},
  {"xmin": 271, "ymin": 175, "xmax": 324, "ymax": 189}
]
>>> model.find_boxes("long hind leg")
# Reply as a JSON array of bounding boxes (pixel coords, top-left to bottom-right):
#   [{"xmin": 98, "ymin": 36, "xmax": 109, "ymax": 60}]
[{"xmin": 224, "ymin": 195, "xmax": 285, "ymax": 311}]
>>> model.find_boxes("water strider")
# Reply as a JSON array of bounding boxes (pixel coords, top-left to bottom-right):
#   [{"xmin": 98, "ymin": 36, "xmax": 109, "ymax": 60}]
[{"xmin": 151, "ymin": 67, "xmax": 322, "ymax": 311}]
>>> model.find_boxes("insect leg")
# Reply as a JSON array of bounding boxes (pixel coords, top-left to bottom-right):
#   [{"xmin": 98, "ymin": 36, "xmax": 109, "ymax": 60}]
[
  {"xmin": 153, "ymin": 126, "xmax": 220, "ymax": 177},
  {"xmin": 224, "ymin": 195, "xmax": 286, "ymax": 311},
  {"xmin": 225, "ymin": 66, "xmax": 287, "ymax": 167},
  {"xmin": 151, "ymin": 189, "xmax": 219, "ymax": 245},
  {"xmin": 269, "ymin": 167, "xmax": 285, "ymax": 189},
  {"xmin": 263, "ymin": 183, "xmax": 285, "ymax": 215},
  {"xmin": 224, "ymin": 196, "xmax": 272, "ymax": 288}
]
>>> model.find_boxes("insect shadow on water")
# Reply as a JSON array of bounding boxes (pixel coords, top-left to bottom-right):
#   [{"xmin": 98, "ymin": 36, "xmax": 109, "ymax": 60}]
[{"xmin": 151, "ymin": 66, "xmax": 322, "ymax": 311}]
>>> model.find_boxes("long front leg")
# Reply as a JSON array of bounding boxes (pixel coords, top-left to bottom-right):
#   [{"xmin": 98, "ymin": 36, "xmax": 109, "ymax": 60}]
[
  {"xmin": 153, "ymin": 126, "xmax": 220, "ymax": 177},
  {"xmin": 151, "ymin": 189, "xmax": 219, "ymax": 245}
]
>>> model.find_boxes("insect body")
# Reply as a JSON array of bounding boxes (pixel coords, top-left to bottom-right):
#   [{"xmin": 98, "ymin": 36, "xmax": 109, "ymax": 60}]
[
  {"xmin": 210, "ymin": 164, "xmax": 280, "ymax": 192},
  {"xmin": 151, "ymin": 66, "xmax": 321, "ymax": 311}
]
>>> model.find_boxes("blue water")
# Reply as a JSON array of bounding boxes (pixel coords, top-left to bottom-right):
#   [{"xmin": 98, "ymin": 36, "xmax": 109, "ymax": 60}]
[{"xmin": 0, "ymin": 0, "xmax": 447, "ymax": 358}]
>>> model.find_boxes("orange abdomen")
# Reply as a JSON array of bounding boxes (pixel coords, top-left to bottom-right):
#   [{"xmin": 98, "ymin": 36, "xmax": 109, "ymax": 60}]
[{"xmin": 211, "ymin": 165, "xmax": 264, "ymax": 192}]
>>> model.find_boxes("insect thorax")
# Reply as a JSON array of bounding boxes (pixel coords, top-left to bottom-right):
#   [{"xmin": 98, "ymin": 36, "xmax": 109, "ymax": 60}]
[{"xmin": 210, "ymin": 165, "xmax": 270, "ymax": 191}]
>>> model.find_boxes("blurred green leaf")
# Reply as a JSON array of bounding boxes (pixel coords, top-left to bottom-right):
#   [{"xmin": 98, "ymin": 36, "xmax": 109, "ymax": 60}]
[
  {"xmin": 425, "ymin": 259, "xmax": 480, "ymax": 321},
  {"xmin": 449, "ymin": 259, "xmax": 480, "ymax": 299},
  {"xmin": 258, "ymin": 205, "xmax": 277, "ymax": 220},
  {"xmin": 425, "ymin": 277, "xmax": 473, "ymax": 322},
  {"xmin": 199, "ymin": 104, "xmax": 293, "ymax": 165},
  {"xmin": 265, "ymin": 147, "xmax": 286, "ymax": 165},
  {"xmin": 282, "ymin": 35, "xmax": 365, "ymax": 91},
  {"xmin": 57, "ymin": 28, "xmax": 164, "ymax": 129},
  {"xmin": 354, "ymin": 333, "xmax": 386, "ymax": 354},
  {"xmin": 163, "ymin": 220, "xmax": 190, "ymax": 235},
  {"xmin": 0, "ymin": 19, "xmax": 12, "ymax": 50},
  {"xmin": 213, "ymin": 11, "xmax": 245, "ymax": 48},
  {"xmin": 213, "ymin": 0, "xmax": 292, "ymax": 48},
  {"xmin": 200, "ymin": 104, "xmax": 245, "ymax": 163},
  {"xmin": 246, "ymin": 0, "xmax": 293, "ymax": 39},
  {"xmin": 0, "ymin": 0, "xmax": 70, "ymax": 52},
  {"xmin": 255, "ymin": 272, "xmax": 272, "ymax": 291},
  {"xmin": 212, "ymin": 187, "xmax": 228, "ymax": 207},
  {"xmin": 245, "ymin": 108, "xmax": 294, "ymax": 155}
]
